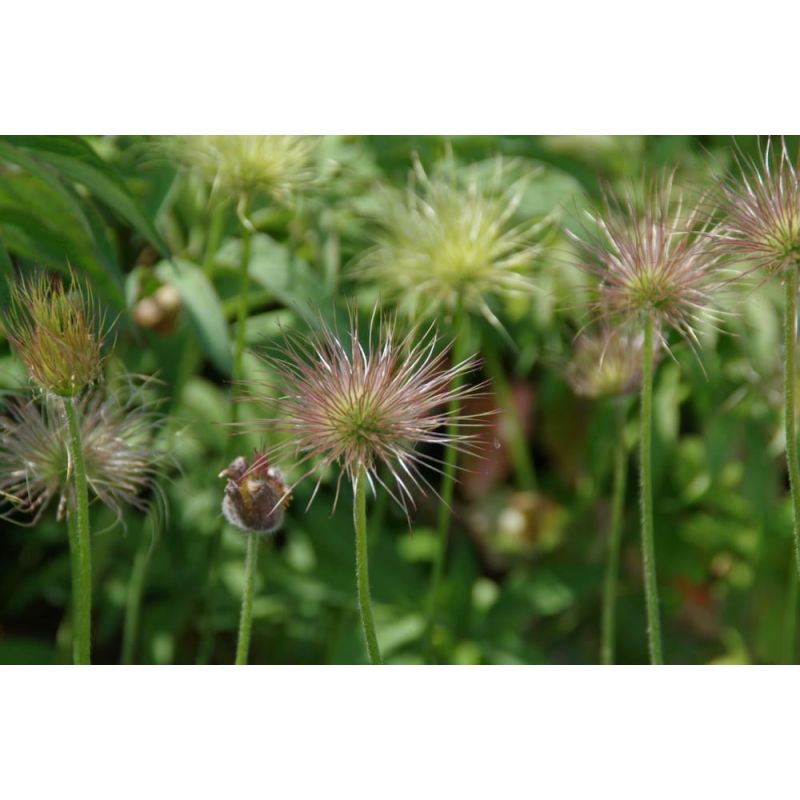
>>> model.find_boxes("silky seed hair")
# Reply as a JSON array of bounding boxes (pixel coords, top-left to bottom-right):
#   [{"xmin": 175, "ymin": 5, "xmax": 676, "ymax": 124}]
[
  {"xmin": 174, "ymin": 135, "xmax": 319, "ymax": 204},
  {"xmin": 3, "ymin": 271, "xmax": 106, "ymax": 398},
  {"xmin": 0, "ymin": 379, "xmax": 169, "ymax": 527},
  {"xmin": 569, "ymin": 174, "xmax": 727, "ymax": 351},
  {"xmin": 713, "ymin": 137, "xmax": 800, "ymax": 275},
  {"xmin": 236, "ymin": 310, "xmax": 486, "ymax": 516},
  {"xmin": 357, "ymin": 155, "xmax": 551, "ymax": 329},
  {"xmin": 566, "ymin": 327, "xmax": 647, "ymax": 399}
]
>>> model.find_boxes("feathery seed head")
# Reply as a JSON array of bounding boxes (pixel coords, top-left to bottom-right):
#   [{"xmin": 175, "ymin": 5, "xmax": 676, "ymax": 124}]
[
  {"xmin": 359, "ymin": 157, "xmax": 548, "ymax": 325},
  {"xmin": 219, "ymin": 453, "xmax": 290, "ymax": 534},
  {"xmin": 241, "ymin": 311, "xmax": 483, "ymax": 514},
  {"xmin": 3, "ymin": 272, "xmax": 105, "ymax": 397},
  {"xmin": 0, "ymin": 383, "xmax": 167, "ymax": 525},
  {"xmin": 176, "ymin": 135, "xmax": 319, "ymax": 202},
  {"xmin": 570, "ymin": 175, "xmax": 725, "ymax": 345},
  {"xmin": 714, "ymin": 138, "xmax": 800, "ymax": 274},
  {"xmin": 567, "ymin": 328, "xmax": 646, "ymax": 398}
]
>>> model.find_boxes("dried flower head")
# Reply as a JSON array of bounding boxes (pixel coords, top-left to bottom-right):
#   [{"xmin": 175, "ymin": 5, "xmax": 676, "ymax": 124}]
[
  {"xmin": 714, "ymin": 138, "xmax": 800, "ymax": 274},
  {"xmin": 0, "ymin": 382, "xmax": 167, "ymax": 526},
  {"xmin": 219, "ymin": 453, "xmax": 291, "ymax": 534},
  {"xmin": 570, "ymin": 175, "xmax": 725, "ymax": 346},
  {"xmin": 176, "ymin": 135, "xmax": 319, "ymax": 202},
  {"xmin": 3, "ymin": 272, "xmax": 105, "ymax": 397},
  {"xmin": 566, "ymin": 328, "xmax": 647, "ymax": 398},
  {"xmin": 240, "ymin": 312, "xmax": 483, "ymax": 514},
  {"xmin": 358, "ymin": 157, "xmax": 549, "ymax": 327}
]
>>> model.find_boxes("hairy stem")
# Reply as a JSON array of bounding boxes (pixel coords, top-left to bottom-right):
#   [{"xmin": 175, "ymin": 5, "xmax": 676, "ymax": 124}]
[
  {"xmin": 354, "ymin": 466, "xmax": 382, "ymax": 664},
  {"xmin": 482, "ymin": 340, "xmax": 537, "ymax": 491},
  {"xmin": 425, "ymin": 299, "xmax": 468, "ymax": 658},
  {"xmin": 64, "ymin": 397, "xmax": 92, "ymax": 665},
  {"xmin": 784, "ymin": 269, "xmax": 800, "ymax": 581},
  {"xmin": 197, "ymin": 198, "xmax": 253, "ymax": 665},
  {"xmin": 784, "ymin": 556, "xmax": 798, "ymax": 665},
  {"xmin": 235, "ymin": 532, "xmax": 260, "ymax": 665},
  {"xmin": 640, "ymin": 314, "xmax": 663, "ymax": 664},
  {"xmin": 601, "ymin": 400, "xmax": 628, "ymax": 665}
]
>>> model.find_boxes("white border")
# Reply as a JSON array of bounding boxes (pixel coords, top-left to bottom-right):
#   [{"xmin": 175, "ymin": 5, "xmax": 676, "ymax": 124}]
[
  {"xmin": 2, "ymin": 667, "xmax": 796, "ymax": 798},
  {"xmin": 3, "ymin": 2, "xmax": 799, "ymax": 132}
]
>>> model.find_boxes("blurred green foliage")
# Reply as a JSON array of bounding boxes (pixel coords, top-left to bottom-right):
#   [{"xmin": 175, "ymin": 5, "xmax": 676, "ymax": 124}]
[{"xmin": 0, "ymin": 135, "xmax": 795, "ymax": 664}]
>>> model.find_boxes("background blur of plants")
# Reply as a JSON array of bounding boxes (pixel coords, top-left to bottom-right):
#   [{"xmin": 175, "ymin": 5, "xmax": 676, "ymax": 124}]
[{"xmin": 0, "ymin": 135, "xmax": 794, "ymax": 665}]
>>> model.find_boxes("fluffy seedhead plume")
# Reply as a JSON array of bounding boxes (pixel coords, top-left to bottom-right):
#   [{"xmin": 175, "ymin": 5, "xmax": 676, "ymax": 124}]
[
  {"xmin": 566, "ymin": 327, "xmax": 647, "ymax": 398},
  {"xmin": 238, "ymin": 311, "xmax": 484, "ymax": 515},
  {"xmin": 175, "ymin": 135, "xmax": 319, "ymax": 203},
  {"xmin": 713, "ymin": 138, "xmax": 800, "ymax": 275},
  {"xmin": 358, "ymin": 156, "xmax": 549, "ymax": 328},
  {"xmin": 220, "ymin": 453, "xmax": 291, "ymax": 535},
  {"xmin": 570, "ymin": 175, "xmax": 725, "ymax": 348},
  {"xmin": 0, "ymin": 381, "xmax": 168, "ymax": 526},
  {"xmin": 3, "ymin": 272, "xmax": 106, "ymax": 397}
]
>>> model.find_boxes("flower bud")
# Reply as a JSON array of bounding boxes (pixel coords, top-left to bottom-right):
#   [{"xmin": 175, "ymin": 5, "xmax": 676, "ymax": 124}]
[{"xmin": 220, "ymin": 453, "xmax": 290, "ymax": 534}]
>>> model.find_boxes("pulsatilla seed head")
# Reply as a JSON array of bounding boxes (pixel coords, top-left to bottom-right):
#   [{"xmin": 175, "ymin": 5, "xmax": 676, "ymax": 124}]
[
  {"xmin": 219, "ymin": 453, "xmax": 290, "ymax": 535},
  {"xmin": 567, "ymin": 327, "xmax": 648, "ymax": 399},
  {"xmin": 570, "ymin": 174, "xmax": 725, "ymax": 347},
  {"xmin": 238, "ymin": 311, "xmax": 484, "ymax": 516},
  {"xmin": 175, "ymin": 135, "xmax": 319, "ymax": 203},
  {"xmin": 358, "ymin": 156, "xmax": 549, "ymax": 327},
  {"xmin": 714, "ymin": 138, "xmax": 800, "ymax": 274},
  {"xmin": 3, "ymin": 272, "xmax": 105, "ymax": 397},
  {"xmin": 0, "ymin": 381, "xmax": 167, "ymax": 526}
]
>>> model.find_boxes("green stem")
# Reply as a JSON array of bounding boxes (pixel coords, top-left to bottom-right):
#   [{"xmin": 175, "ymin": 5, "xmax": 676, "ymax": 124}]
[
  {"xmin": 198, "ymin": 198, "xmax": 253, "ymax": 664},
  {"xmin": 784, "ymin": 555, "xmax": 798, "ymax": 665},
  {"xmin": 425, "ymin": 298, "xmax": 468, "ymax": 658},
  {"xmin": 639, "ymin": 314, "xmax": 663, "ymax": 665},
  {"xmin": 64, "ymin": 397, "xmax": 92, "ymax": 665},
  {"xmin": 121, "ymin": 529, "xmax": 150, "ymax": 665},
  {"xmin": 202, "ymin": 199, "xmax": 228, "ymax": 275},
  {"xmin": 784, "ymin": 269, "xmax": 800, "ymax": 580},
  {"xmin": 601, "ymin": 400, "xmax": 628, "ymax": 665},
  {"xmin": 235, "ymin": 532, "xmax": 260, "ymax": 665},
  {"xmin": 354, "ymin": 466, "xmax": 382, "ymax": 664},
  {"xmin": 483, "ymin": 341, "xmax": 537, "ymax": 491}
]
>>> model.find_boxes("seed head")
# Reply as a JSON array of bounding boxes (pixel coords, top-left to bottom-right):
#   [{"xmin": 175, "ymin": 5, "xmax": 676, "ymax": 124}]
[
  {"xmin": 566, "ymin": 327, "xmax": 647, "ymax": 398},
  {"xmin": 3, "ymin": 272, "xmax": 105, "ymax": 397},
  {"xmin": 714, "ymin": 138, "xmax": 800, "ymax": 274},
  {"xmin": 176, "ymin": 135, "xmax": 319, "ymax": 202},
  {"xmin": 358, "ymin": 157, "xmax": 548, "ymax": 326},
  {"xmin": 219, "ymin": 453, "xmax": 291, "ymax": 534},
  {"xmin": 240, "ymin": 312, "xmax": 483, "ymax": 514},
  {"xmin": 0, "ymin": 382, "xmax": 167, "ymax": 526},
  {"xmin": 570, "ymin": 175, "xmax": 725, "ymax": 346}
]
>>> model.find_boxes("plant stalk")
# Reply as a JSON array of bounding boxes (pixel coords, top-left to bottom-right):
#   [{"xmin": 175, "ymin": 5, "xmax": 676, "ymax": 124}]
[
  {"xmin": 64, "ymin": 397, "xmax": 92, "ymax": 665},
  {"xmin": 784, "ymin": 269, "xmax": 800, "ymax": 580},
  {"xmin": 601, "ymin": 400, "xmax": 628, "ymax": 665},
  {"xmin": 354, "ymin": 466, "xmax": 382, "ymax": 664},
  {"xmin": 639, "ymin": 314, "xmax": 663, "ymax": 664},
  {"xmin": 235, "ymin": 532, "xmax": 259, "ymax": 665},
  {"xmin": 425, "ymin": 298, "xmax": 468, "ymax": 656}
]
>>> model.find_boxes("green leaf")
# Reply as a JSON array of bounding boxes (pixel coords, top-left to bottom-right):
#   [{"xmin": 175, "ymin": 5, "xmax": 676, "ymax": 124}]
[
  {"xmin": 155, "ymin": 258, "xmax": 232, "ymax": 375},
  {"xmin": 217, "ymin": 233, "xmax": 334, "ymax": 322},
  {"xmin": 2, "ymin": 135, "xmax": 169, "ymax": 257}
]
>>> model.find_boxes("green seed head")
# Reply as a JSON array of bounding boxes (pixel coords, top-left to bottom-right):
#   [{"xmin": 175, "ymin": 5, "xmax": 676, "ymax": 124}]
[{"xmin": 3, "ymin": 273, "xmax": 105, "ymax": 397}]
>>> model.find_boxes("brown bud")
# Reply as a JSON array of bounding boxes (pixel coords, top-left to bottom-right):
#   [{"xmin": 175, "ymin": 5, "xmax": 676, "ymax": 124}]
[{"xmin": 220, "ymin": 453, "xmax": 290, "ymax": 534}]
